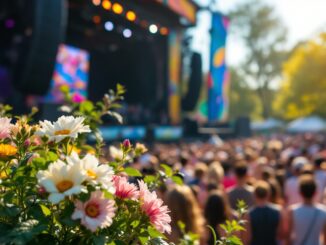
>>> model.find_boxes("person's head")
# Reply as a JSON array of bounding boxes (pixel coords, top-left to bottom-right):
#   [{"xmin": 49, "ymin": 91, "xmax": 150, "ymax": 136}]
[
  {"xmin": 299, "ymin": 175, "xmax": 317, "ymax": 200},
  {"xmin": 165, "ymin": 185, "xmax": 204, "ymax": 239},
  {"xmin": 267, "ymin": 179, "xmax": 282, "ymax": 204},
  {"xmin": 314, "ymin": 156, "xmax": 325, "ymax": 169},
  {"xmin": 207, "ymin": 161, "xmax": 224, "ymax": 186},
  {"xmin": 254, "ymin": 181, "xmax": 271, "ymax": 202},
  {"xmin": 234, "ymin": 161, "xmax": 248, "ymax": 180},
  {"xmin": 292, "ymin": 157, "xmax": 309, "ymax": 175},
  {"xmin": 194, "ymin": 162, "xmax": 208, "ymax": 180},
  {"xmin": 204, "ymin": 191, "xmax": 230, "ymax": 228}
]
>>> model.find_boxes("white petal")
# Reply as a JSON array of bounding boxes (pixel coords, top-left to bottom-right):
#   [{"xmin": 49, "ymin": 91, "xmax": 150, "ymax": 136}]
[
  {"xmin": 64, "ymin": 185, "xmax": 83, "ymax": 195},
  {"xmin": 48, "ymin": 193, "xmax": 64, "ymax": 204},
  {"xmin": 41, "ymin": 179, "xmax": 58, "ymax": 192}
]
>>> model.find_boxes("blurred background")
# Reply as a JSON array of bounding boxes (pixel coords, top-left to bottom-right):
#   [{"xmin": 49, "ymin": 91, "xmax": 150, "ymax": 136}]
[{"xmin": 1, "ymin": 0, "xmax": 326, "ymax": 141}]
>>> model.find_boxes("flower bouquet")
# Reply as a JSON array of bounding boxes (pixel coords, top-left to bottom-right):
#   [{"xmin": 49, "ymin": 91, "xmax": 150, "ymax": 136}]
[{"xmin": 0, "ymin": 86, "xmax": 173, "ymax": 244}]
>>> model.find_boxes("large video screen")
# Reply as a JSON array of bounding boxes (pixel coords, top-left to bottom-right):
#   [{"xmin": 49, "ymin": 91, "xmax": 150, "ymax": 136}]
[{"xmin": 44, "ymin": 44, "xmax": 89, "ymax": 103}]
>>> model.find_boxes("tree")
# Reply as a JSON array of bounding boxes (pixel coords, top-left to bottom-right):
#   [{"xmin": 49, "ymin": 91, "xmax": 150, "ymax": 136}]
[
  {"xmin": 273, "ymin": 33, "xmax": 326, "ymax": 120},
  {"xmin": 229, "ymin": 0, "xmax": 288, "ymax": 118},
  {"xmin": 229, "ymin": 68, "xmax": 262, "ymax": 120}
]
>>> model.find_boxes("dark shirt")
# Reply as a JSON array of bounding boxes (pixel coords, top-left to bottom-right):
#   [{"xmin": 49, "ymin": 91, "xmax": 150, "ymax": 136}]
[
  {"xmin": 227, "ymin": 185, "xmax": 254, "ymax": 210},
  {"xmin": 249, "ymin": 204, "xmax": 280, "ymax": 245}
]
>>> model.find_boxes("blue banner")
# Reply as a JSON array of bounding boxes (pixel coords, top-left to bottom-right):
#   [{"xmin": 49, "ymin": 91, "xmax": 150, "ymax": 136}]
[{"xmin": 208, "ymin": 13, "xmax": 230, "ymax": 122}]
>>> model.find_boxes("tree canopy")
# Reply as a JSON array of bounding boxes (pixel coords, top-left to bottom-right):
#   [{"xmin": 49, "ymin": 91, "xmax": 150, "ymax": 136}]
[
  {"xmin": 228, "ymin": 0, "xmax": 288, "ymax": 119},
  {"xmin": 274, "ymin": 33, "xmax": 326, "ymax": 120}
]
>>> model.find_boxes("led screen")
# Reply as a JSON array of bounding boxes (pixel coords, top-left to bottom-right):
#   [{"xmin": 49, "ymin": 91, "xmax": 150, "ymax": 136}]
[{"xmin": 44, "ymin": 44, "xmax": 89, "ymax": 103}]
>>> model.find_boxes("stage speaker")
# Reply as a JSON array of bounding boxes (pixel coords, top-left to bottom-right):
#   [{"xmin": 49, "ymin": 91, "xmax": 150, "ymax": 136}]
[
  {"xmin": 183, "ymin": 118, "xmax": 199, "ymax": 137},
  {"xmin": 235, "ymin": 117, "xmax": 251, "ymax": 137},
  {"xmin": 10, "ymin": 0, "xmax": 67, "ymax": 95},
  {"xmin": 182, "ymin": 52, "xmax": 203, "ymax": 111}
]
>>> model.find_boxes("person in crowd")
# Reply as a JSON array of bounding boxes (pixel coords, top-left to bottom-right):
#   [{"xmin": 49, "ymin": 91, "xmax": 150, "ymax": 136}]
[
  {"xmin": 165, "ymin": 185, "xmax": 205, "ymax": 244},
  {"xmin": 286, "ymin": 175, "xmax": 326, "ymax": 245},
  {"xmin": 204, "ymin": 190, "xmax": 232, "ymax": 245},
  {"xmin": 314, "ymin": 156, "xmax": 326, "ymax": 202},
  {"xmin": 227, "ymin": 161, "xmax": 254, "ymax": 210},
  {"xmin": 245, "ymin": 181, "xmax": 283, "ymax": 245},
  {"xmin": 207, "ymin": 161, "xmax": 224, "ymax": 188},
  {"xmin": 284, "ymin": 157, "xmax": 309, "ymax": 206}
]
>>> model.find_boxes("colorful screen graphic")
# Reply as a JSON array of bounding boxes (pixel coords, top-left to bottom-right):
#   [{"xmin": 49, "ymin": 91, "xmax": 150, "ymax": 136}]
[
  {"xmin": 207, "ymin": 13, "xmax": 230, "ymax": 122},
  {"xmin": 44, "ymin": 44, "xmax": 89, "ymax": 103}
]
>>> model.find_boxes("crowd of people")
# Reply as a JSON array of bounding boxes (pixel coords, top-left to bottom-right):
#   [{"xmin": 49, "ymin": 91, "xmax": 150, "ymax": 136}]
[{"xmin": 112, "ymin": 134, "xmax": 326, "ymax": 245}]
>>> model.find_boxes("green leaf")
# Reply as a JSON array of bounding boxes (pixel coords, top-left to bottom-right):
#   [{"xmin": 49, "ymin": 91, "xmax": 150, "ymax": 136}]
[
  {"xmin": 147, "ymin": 226, "xmax": 166, "ymax": 239},
  {"xmin": 124, "ymin": 167, "xmax": 142, "ymax": 177},
  {"xmin": 92, "ymin": 235, "xmax": 106, "ymax": 245},
  {"xmin": 39, "ymin": 204, "xmax": 51, "ymax": 217},
  {"xmin": 228, "ymin": 235, "xmax": 243, "ymax": 245},
  {"xmin": 80, "ymin": 100, "xmax": 94, "ymax": 112},
  {"xmin": 139, "ymin": 236, "xmax": 149, "ymax": 245},
  {"xmin": 144, "ymin": 175, "xmax": 156, "ymax": 183},
  {"xmin": 160, "ymin": 164, "xmax": 173, "ymax": 177},
  {"xmin": 171, "ymin": 175, "xmax": 183, "ymax": 185}
]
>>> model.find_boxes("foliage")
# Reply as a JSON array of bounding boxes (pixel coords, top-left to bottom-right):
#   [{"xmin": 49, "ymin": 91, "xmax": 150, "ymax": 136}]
[
  {"xmin": 0, "ymin": 85, "xmax": 246, "ymax": 245},
  {"xmin": 229, "ymin": 0, "xmax": 288, "ymax": 118},
  {"xmin": 0, "ymin": 86, "xmax": 174, "ymax": 245},
  {"xmin": 229, "ymin": 68, "xmax": 262, "ymax": 121},
  {"xmin": 273, "ymin": 33, "xmax": 326, "ymax": 120}
]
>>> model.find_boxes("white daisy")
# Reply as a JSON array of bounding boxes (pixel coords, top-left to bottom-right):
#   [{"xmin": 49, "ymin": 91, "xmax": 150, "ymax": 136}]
[
  {"xmin": 109, "ymin": 146, "xmax": 131, "ymax": 162},
  {"xmin": 37, "ymin": 157, "xmax": 87, "ymax": 204},
  {"xmin": 36, "ymin": 116, "xmax": 91, "ymax": 143},
  {"xmin": 68, "ymin": 152, "xmax": 115, "ymax": 193}
]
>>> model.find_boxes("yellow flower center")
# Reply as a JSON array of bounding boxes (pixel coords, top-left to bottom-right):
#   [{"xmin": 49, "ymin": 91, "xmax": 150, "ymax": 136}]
[
  {"xmin": 56, "ymin": 180, "xmax": 73, "ymax": 193},
  {"xmin": 54, "ymin": 129, "xmax": 71, "ymax": 136},
  {"xmin": 0, "ymin": 171, "xmax": 8, "ymax": 179},
  {"xmin": 87, "ymin": 169, "xmax": 97, "ymax": 179},
  {"xmin": 0, "ymin": 144, "xmax": 17, "ymax": 157},
  {"xmin": 85, "ymin": 203, "xmax": 100, "ymax": 218}
]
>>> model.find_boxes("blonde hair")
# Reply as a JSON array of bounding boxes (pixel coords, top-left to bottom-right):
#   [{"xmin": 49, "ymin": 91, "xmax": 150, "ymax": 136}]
[
  {"xmin": 166, "ymin": 185, "xmax": 205, "ymax": 239},
  {"xmin": 207, "ymin": 161, "xmax": 224, "ymax": 186}
]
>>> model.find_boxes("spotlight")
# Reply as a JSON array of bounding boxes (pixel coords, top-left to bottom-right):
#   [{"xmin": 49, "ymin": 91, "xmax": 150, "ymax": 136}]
[
  {"xmin": 104, "ymin": 21, "xmax": 114, "ymax": 31},
  {"xmin": 92, "ymin": 0, "xmax": 101, "ymax": 6},
  {"xmin": 102, "ymin": 0, "xmax": 111, "ymax": 10},
  {"xmin": 149, "ymin": 24, "xmax": 158, "ymax": 34},
  {"xmin": 112, "ymin": 3, "xmax": 123, "ymax": 14},
  {"xmin": 126, "ymin": 11, "xmax": 136, "ymax": 22},
  {"xmin": 123, "ymin": 29, "xmax": 132, "ymax": 38}
]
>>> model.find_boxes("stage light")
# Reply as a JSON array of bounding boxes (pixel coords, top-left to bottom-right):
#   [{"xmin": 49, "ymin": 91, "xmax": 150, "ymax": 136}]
[
  {"xmin": 160, "ymin": 27, "xmax": 169, "ymax": 35},
  {"xmin": 149, "ymin": 24, "xmax": 158, "ymax": 34},
  {"xmin": 123, "ymin": 29, "xmax": 132, "ymax": 38},
  {"xmin": 104, "ymin": 21, "xmax": 114, "ymax": 31},
  {"xmin": 102, "ymin": 0, "xmax": 111, "ymax": 10},
  {"xmin": 126, "ymin": 11, "xmax": 136, "ymax": 21},
  {"xmin": 112, "ymin": 3, "xmax": 123, "ymax": 14},
  {"xmin": 92, "ymin": 15, "xmax": 101, "ymax": 24},
  {"xmin": 92, "ymin": 0, "xmax": 101, "ymax": 6}
]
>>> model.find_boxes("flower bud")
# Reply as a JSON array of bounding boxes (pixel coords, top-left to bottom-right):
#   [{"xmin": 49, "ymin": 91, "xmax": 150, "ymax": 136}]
[{"xmin": 122, "ymin": 139, "xmax": 131, "ymax": 149}]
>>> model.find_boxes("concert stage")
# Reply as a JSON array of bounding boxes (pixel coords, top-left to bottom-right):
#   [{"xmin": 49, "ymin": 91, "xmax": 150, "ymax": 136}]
[{"xmin": 0, "ymin": 0, "xmax": 201, "ymax": 126}]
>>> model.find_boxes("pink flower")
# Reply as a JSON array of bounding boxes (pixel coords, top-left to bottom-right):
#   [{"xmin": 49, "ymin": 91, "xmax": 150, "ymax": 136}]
[
  {"xmin": 72, "ymin": 92, "xmax": 85, "ymax": 103},
  {"xmin": 122, "ymin": 139, "xmax": 131, "ymax": 149},
  {"xmin": 138, "ymin": 180, "xmax": 171, "ymax": 234},
  {"xmin": 72, "ymin": 191, "xmax": 116, "ymax": 232},
  {"xmin": 0, "ymin": 117, "xmax": 12, "ymax": 139},
  {"xmin": 113, "ymin": 175, "xmax": 139, "ymax": 199}
]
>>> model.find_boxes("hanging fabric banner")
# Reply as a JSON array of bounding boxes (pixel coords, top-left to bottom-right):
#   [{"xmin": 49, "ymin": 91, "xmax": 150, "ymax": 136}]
[{"xmin": 207, "ymin": 13, "xmax": 230, "ymax": 122}]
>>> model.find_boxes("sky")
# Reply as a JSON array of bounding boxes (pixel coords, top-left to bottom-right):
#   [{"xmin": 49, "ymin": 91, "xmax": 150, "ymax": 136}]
[{"xmin": 192, "ymin": 0, "xmax": 326, "ymax": 69}]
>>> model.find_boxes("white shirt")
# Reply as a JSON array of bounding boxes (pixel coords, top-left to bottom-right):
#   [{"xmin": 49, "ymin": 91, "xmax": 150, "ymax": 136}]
[{"xmin": 291, "ymin": 203, "xmax": 326, "ymax": 245}]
